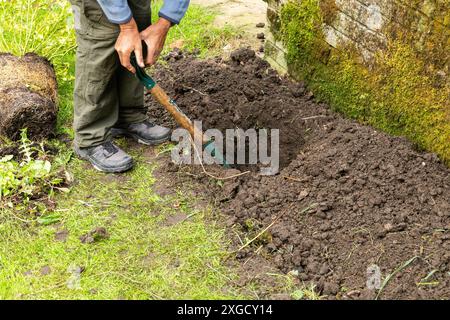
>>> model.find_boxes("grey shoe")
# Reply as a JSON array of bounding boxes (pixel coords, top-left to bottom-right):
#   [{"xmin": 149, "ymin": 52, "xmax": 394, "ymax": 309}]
[
  {"xmin": 111, "ymin": 120, "xmax": 171, "ymax": 146},
  {"xmin": 74, "ymin": 141, "xmax": 133, "ymax": 173}
]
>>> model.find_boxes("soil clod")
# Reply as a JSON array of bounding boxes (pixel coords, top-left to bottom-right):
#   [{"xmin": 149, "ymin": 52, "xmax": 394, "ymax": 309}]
[
  {"xmin": 80, "ymin": 227, "xmax": 109, "ymax": 244},
  {"xmin": 0, "ymin": 53, "xmax": 57, "ymax": 140}
]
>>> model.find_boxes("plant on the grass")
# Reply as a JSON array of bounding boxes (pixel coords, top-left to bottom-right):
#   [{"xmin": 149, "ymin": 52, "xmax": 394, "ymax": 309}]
[
  {"xmin": 291, "ymin": 284, "xmax": 322, "ymax": 300},
  {"xmin": 0, "ymin": 158, "xmax": 246, "ymax": 299},
  {"xmin": 0, "ymin": 130, "xmax": 67, "ymax": 207}
]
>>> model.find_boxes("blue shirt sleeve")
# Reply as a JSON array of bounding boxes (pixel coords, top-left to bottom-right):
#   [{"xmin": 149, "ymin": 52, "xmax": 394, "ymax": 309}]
[
  {"xmin": 97, "ymin": 0, "xmax": 133, "ymax": 24},
  {"xmin": 96, "ymin": 0, "xmax": 190, "ymax": 25},
  {"xmin": 159, "ymin": 0, "xmax": 190, "ymax": 25}
]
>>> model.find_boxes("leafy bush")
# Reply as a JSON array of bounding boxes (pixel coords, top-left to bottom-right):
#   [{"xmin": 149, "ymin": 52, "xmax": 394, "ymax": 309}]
[{"xmin": 0, "ymin": 130, "xmax": 67, "ymax": 208}]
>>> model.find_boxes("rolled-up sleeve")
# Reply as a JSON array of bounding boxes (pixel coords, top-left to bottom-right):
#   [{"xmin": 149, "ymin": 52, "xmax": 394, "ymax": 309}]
[
  {"xmin": 159, "ymin": 0, "xmax": 190, "ymax": 25},
  {"xmin": 97, "ymin": 0, "xmax": 133, "ymax": 24}
]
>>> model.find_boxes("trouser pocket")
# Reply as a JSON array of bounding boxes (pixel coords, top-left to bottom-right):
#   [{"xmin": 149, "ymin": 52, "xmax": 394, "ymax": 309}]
[{"xmin": 81, "ymin": 0, "xmax": 103, "ymax": 22}]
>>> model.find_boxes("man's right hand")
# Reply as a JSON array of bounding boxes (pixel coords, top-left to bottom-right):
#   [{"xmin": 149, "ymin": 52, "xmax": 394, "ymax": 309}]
[{"xmin": 115, "ymin": 18, "xmax": 145, "ymax": 73}]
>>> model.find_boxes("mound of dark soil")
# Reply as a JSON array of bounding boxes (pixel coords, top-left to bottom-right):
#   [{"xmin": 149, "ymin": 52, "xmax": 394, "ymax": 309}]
[
  {"xmin": 0, "ymin": 53, "xmax": 57, "ymax": 140},
  {"xmin": 147, "ymin": 48, "xmax": 320, "ymax": 169},
  {"xmin": 147, "ymin": 49, "xmax": 450, "ymax": 300}
]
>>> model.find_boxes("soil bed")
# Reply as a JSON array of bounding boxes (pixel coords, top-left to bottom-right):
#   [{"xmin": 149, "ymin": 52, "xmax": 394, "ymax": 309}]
[{"xmin": 146, "ymin": 49, "xmax": 450, "ymax": 300}]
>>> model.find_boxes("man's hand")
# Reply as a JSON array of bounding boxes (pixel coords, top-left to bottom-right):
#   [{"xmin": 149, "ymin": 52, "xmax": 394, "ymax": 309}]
[
  {"xmin": 140, "ymin": 18, "xmax": 171, "ymax": 66},
  {"xmin": 115, "ymin": 18, "xmax": 145, "ymax": 73}
]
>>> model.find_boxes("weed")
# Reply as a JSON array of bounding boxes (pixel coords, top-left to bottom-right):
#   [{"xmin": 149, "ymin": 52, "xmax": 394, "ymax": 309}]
[
  {"xmin": 0, "ymin": 130, "xmax": 68, "ymax": 210},
  {"xmin": 376, "ymin": 256, "xmax": 419, "ymax": 300},
  {"xmin": 291, "ymin": 284, "xmax": 322, "ymax": 300},
  {"xmin": 266, "ymin": 272, "xmax": 324, "ymax": 300}
]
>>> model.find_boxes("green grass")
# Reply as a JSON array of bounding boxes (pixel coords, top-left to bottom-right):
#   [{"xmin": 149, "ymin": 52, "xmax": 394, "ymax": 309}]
[
  {"xmin": 152, "ymin": 1, "xmax": 239, "ymax": 58},
  {"xmin": 0, "ymin": 0, "xmax": 246, "ymax": 300},
  {"xmin": 0, "ymin": 143, "xmax": 244, "ymax": 299}
]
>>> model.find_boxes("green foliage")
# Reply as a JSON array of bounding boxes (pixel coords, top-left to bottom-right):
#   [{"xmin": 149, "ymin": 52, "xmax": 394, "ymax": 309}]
[
  {"xmin": 280, "ymin": 0, "xmax": 323, "ymax": 69},
  {"xmin": 278, "ymin": 0, "xmax": 450, "ymax": 165},
  {"xmin": 0, "ymin": 130, "xmax": 65, "ymax": 207}
]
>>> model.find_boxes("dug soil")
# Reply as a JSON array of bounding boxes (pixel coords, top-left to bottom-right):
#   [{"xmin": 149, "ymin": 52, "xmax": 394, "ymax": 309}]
[{"xmin": 146, "ymin": 49, "xmax": 450, "ymax": 300}]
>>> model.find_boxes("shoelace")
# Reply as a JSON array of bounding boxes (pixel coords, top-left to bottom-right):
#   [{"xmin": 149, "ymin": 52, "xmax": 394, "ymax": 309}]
[{"xmin": 101, "ymin": 141, "xmax": 118, "ymax": 155}]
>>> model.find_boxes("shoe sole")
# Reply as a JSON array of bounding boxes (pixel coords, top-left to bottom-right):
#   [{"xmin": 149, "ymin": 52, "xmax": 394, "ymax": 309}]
[
  {"xmin": 74, "ymin": 147, "xmax": 134, "ymax": 173},
  {"xmin": 111, "ymin": 128, "xmax": 170, "ymax": 146}
]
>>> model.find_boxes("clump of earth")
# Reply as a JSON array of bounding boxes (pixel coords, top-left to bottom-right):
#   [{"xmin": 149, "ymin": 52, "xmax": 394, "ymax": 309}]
[
  {"xmin": 146, "ymin": 48, "xmax": 450, "ymax": 300},
  {"xmin": 0, "ymin": 53, "xmax": 57, "ymax": 140}
]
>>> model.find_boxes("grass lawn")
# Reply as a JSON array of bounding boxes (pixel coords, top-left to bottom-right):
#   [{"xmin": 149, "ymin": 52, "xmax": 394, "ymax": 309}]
[
  {"xmin": 0, "ymin": 143, "xmax": 244, "ymax": 299},
  {"xmin": 0, "ymin": 0, "xmax": 247, "ymax": 300}
]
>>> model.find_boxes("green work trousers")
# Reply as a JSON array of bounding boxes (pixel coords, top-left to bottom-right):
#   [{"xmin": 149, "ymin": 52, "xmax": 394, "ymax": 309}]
[{"xmin": 70, "ymin": 0, "xmax": 151, "ymax": 148}]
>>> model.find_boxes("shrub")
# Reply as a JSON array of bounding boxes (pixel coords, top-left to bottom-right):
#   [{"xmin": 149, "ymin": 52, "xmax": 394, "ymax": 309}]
[{"xmin": 0, "ymin": 130, "xmax": 67, "ymax": 208}]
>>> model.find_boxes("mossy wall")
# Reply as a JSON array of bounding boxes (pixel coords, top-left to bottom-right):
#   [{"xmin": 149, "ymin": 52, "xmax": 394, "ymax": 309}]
[{"xmin": 264, "ymin": 0, "xmax": 450, "ymax": 165}]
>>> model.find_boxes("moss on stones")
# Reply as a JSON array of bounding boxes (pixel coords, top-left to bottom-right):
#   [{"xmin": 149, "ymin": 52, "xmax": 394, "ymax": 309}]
[{"xmin": 277, "ymin": 0, "xmax": 450, "ymax": 165}]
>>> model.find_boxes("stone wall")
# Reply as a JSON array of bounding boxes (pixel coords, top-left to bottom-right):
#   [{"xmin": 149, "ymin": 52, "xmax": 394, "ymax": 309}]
[{"xmin": 264, "ymin": 0, "xmax": 450, "ymax": 164}]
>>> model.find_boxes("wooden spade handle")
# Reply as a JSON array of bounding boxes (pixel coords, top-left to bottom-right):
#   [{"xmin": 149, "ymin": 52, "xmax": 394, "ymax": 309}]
[{"xmin": 150, "ymin": 84, "xmax": 206, "ymax": 144}]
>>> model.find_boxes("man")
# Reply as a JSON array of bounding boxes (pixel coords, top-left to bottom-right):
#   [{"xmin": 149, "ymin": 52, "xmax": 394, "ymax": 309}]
[{"xmin": 70, "ymin": 0, "xmax": 190, "ymax": 172}]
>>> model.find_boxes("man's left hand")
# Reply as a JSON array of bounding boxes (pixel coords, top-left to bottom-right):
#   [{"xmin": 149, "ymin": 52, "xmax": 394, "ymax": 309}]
[{"xmin": 140, "ymin": 18, "xmax": 172, "ymax": 66}]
